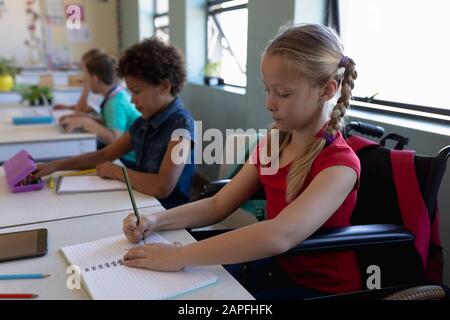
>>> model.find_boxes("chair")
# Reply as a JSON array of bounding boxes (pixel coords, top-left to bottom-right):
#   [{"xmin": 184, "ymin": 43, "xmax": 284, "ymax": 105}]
[{"xmin": 190, "ymin": 122, "xmax": 450, "ymax": 300}]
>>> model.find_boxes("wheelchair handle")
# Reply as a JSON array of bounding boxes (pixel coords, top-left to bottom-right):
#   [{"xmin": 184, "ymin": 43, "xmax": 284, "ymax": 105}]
[
  {"xmin": 345, "ymin": 121, "xmax": 385, "ymax": 138},
  {"xmin": 380, "ymin": 133, "xmax": 409, "ymax": 150}
]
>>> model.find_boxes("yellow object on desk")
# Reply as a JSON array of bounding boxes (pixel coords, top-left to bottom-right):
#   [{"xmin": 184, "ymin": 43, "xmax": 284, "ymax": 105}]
[
  {"xmin": 48, "ymin": 176, "xmax": 55, "ymax": 189},
  {"xmin": 62, "ymin": 169, "xmax": 97, "ymax": 177}
]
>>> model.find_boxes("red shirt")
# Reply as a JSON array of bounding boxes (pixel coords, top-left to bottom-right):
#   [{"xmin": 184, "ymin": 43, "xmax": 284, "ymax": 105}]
[{"xmin": 251, "ymin": 128, "xmax": 362, "ymax": 293}]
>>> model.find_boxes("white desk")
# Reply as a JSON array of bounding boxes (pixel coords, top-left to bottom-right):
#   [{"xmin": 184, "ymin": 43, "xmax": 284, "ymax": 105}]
[
  {"xmin": 0, "ymin": 89, "xmax": 83, "ymax": 106},
  {"xmin": 0, "ymin": 209, "xmax": 254, "ymax": 300},
  {"xmin": 0, "ymin": 106, "xmax": 96, "ymax": 163},
  {"xmin": 0, "ymin": 168, "xmax": 161, "ymax": 229},
  {"xmin": 0, "ymin": 92, "xmax": 23, "ymax": 104}
]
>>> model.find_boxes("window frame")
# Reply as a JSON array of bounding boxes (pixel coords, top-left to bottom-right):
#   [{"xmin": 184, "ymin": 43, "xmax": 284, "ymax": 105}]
[
  {"xmin": 153, "ymin": 0, "xmax": 169, "ymax": 41},
  {"xmin": 206, "ymin": 0, "xmax": 249, "ymax": 88},
  {"xmin": 330, "ymin": 0, "xmax": 449, "ymax": 123}
]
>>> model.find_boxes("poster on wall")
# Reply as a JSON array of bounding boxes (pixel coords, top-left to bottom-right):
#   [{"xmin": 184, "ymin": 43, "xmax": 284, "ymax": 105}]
[
  {"xmin": 45, "ymin": 0, "xmax": 64, "ymax": 25},
  {"xmin": 0, "ymin": 0, "xmax": 7, "ymax": 19},
  {"xmin": 65, "ymin": 3, "xmax": 85, "ymax": 24},
  {"xmin": 24, "ymin": 0, "xmax": 44, "ymax": 66},
  {"xmin": 66, "ymin": 25, "xmax": 91, "ymax": 43}
]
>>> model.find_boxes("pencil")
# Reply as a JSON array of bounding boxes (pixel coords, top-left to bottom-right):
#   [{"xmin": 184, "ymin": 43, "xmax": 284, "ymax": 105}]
[
  {"xmin": 0, "ymin": 274, "xmax": 50, "ymax": 280},
  {"xmin": 63, "ymin": 169, "xmax": 97, "ymax": 177},
  {"xmin": 0, "ymin": 294, "xmax": 38, "ymax": 299},
  {"xmin": 122, "ymin": 167, "xmax": 141, "ymax": 225}
]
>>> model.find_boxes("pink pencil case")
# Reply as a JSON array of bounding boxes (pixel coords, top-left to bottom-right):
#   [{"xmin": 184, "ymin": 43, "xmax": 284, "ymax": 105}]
[{"xmin": 3, "ymin": 150, "xmax": 44, "ymax": 193}]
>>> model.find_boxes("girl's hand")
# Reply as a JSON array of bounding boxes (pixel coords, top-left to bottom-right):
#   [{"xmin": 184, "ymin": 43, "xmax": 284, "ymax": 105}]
[
  {"xmin": 32, "ymin": 162, "xmax": 57, "ymax": 179},
  {"xmin": 95, "ymin": 162, "xmax": 121, "ymax": 180},
  {"xmin": 123, "ymin": 242, "xmax": 184, "ymax": 272},
  {"xmin": 123, "ymin": 214, "xmax": 156, "ymax": 244}
]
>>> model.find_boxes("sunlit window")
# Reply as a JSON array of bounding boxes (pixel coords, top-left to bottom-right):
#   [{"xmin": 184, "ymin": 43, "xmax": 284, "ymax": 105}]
[
  {"xmin": 154, "ymin": 0, "xmax": 169, "ymax": 43},
  {"xmin": 340, "ymin": 0, "xmax": 450, "ymax": 115},
  {"xmin": 207, "ymin": 0, "xmax": 248, "ymax": 87}
]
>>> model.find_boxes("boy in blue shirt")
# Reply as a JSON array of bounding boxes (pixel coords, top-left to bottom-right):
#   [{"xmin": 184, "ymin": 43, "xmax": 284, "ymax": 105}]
[{"xmin": 34, "ymin": 38, "xmax": 195, "ymax": 209}]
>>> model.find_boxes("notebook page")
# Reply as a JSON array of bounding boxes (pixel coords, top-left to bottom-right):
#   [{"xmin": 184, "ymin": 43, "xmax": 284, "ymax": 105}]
[
  {"xmin": 57, "ymin": 176, "xmax": 127, "ymax": 194},
  {"xmin": 61, "ymin": 234, "xmax": 218, "ymax": 300}
]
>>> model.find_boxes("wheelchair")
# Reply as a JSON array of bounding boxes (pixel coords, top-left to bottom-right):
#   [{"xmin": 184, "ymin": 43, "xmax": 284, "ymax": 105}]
[{"xmin": 190, "ymin": 121, "xmax": 450, "ymax": 300}]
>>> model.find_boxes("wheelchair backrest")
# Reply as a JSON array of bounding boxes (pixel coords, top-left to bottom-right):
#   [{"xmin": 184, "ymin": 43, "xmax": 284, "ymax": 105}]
[{"xmin": 347, "ymin": 134, "xmax": 449, "ymax": 284}]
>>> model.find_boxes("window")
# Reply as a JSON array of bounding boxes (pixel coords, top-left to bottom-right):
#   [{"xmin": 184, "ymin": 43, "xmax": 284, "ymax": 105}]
[
  {"xmin": 154, "ymin": 0, "xmax": 169, "ymax": 43},
  {"xmin": 207, "ymin": 0, "xmax": 248, "ymax": 87},
  {"xmin": 339, "ymin": 0, "xmax": 450, "ymax": 120},
  {"xmin": 139, "ymin": 0, "xmax": 154, "ymax": 40}
]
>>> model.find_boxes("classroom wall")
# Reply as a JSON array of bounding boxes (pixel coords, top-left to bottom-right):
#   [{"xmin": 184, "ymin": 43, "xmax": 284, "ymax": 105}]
[
  {"xmin": 0, "ymin": 0, "xmax": 44, "ymax": 66},
  {"xmin": 121, "ymin": 0, "xmax": 450, "ymax": 285},
  {"xmin": 0, "ymin": 0, "xmax": 119, "ymax": 67},
  {"xmin": 41, "ymin": 0, "xmax": 120, "ymax": 62},
  {"xmin": 118, "ymin": 0, "xmax": 140, "ymax": 53}
]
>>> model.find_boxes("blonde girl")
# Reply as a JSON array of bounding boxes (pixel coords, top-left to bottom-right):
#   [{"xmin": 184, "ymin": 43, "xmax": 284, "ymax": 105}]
[{"xmin": 122, "ymin": 24, "xmax": 361, "ymax": 299}]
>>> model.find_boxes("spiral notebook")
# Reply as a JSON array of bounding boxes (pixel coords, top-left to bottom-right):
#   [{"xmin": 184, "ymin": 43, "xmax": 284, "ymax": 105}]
[
  {"xmin": 61, "ymin": 234, "xmax": 218, "ymax": 300},
  {"xmin": 56, "ymin": 175, "xmax": 127, "ymax": 194}
]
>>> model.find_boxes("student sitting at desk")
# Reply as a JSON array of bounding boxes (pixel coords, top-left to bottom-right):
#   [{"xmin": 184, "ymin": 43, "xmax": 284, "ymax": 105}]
[
  {"xmin": 58, "ymin": 53, "xmax": 141, "ymax": 168},
  {"xmin": 33, "ymin": 38, "xmax": 195, "ymax": 209},
  {"xmin": 121, "ymin": 24, "xmax": 361, "ymax": 299},
  {"xmin": 53, "ymin": 48, "xmax": 104, "ymax": 113}
]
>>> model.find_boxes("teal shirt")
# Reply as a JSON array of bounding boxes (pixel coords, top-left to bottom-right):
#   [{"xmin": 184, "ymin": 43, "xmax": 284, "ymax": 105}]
[{"xmin": 101, "ymin": 90, "xmax": 141, "ymax": 163}]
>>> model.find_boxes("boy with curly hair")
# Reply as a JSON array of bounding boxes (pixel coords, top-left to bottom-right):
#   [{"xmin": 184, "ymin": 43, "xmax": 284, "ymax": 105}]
[{"xmin": 34, "ymin": 38, "xmax": 195, "ymax": 209}]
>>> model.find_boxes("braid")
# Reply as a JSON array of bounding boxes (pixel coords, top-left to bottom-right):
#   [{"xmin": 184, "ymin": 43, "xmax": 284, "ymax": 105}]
[
  {"xmin": 266, "ymin": 124, "xmax": 325, "ymax": 203},
  {"xmin": 286, "ymin": 59, "xmax": 357, "ymax": 202},
  {"xmin": 327, "ymin": 58, "xmax": 357, "ymax": 136},
  {"xmin": 286, "ymin": 137, "xmax": 326, "ymax": 202}
]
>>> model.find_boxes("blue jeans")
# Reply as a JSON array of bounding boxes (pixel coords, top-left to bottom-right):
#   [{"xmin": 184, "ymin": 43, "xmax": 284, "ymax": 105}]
[{"xmin": 224, "ymin": 258, "xmax": 326, "ymax": 300}]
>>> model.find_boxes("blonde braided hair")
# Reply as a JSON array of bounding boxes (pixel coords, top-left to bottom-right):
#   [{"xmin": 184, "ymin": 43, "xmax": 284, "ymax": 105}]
[{"xmin": 264, "ymin": 24, "xmax": 357, "ymax": 202}]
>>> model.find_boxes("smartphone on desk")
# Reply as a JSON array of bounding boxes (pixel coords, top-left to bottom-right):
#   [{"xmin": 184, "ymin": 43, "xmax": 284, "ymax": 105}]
[{"xmin": 0, "ymin": 229, "xmax": 48, "ymax": 263}]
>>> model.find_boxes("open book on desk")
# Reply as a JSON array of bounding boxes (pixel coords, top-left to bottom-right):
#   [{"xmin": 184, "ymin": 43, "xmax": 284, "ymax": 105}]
[
  {"xmin": 61, "ymin": 234, "xmax": 218, "ymax": 300},
  {"xmin": 56, "ymin": 175, "xmax": 127, "ymax": 194}
]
